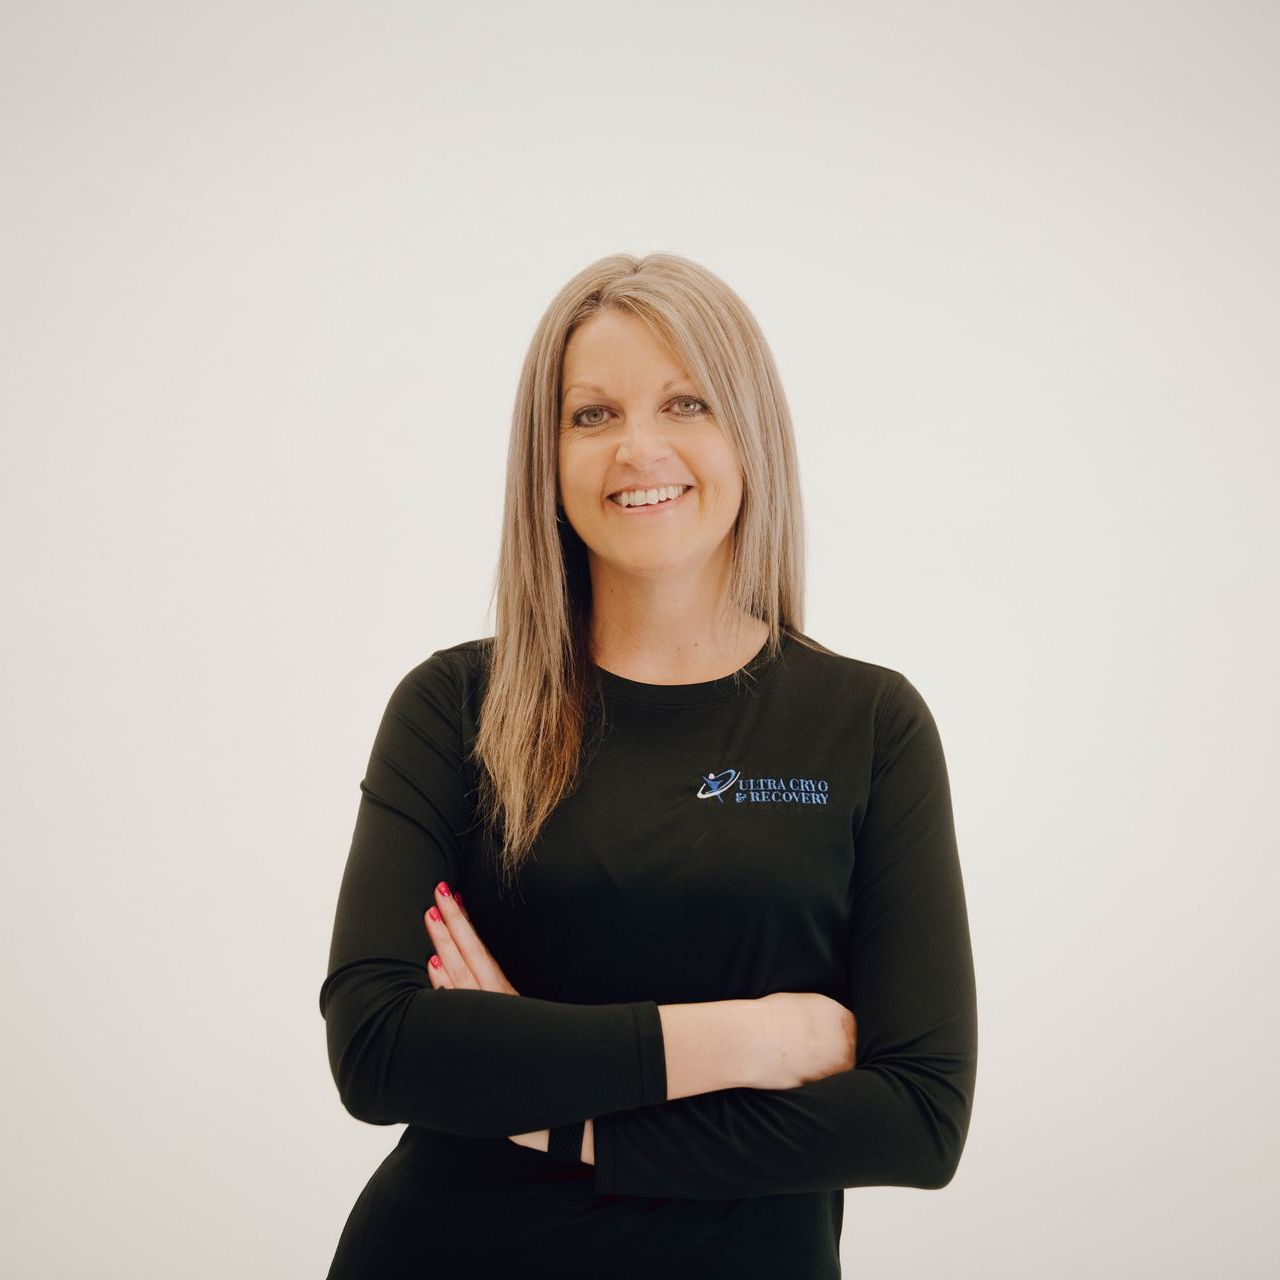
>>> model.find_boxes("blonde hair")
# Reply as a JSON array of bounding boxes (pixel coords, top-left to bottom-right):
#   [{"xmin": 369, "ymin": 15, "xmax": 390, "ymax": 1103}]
[{"xmin": 473, "ymin": 251, "xmax": 817, "ymax": 895}]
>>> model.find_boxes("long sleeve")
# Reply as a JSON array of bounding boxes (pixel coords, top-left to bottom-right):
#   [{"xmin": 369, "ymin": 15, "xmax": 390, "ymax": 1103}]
[
  {"xmin": 590, "ymin": 673, "xmax": 978, "ymax": 1199},
  {"xmin": 318, "ymin": 650, "xmax": 668, "ymax": 1137}
]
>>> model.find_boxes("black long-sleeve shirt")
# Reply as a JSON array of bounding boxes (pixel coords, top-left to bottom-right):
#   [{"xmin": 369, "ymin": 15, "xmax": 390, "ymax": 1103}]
[{"xmin": 318, "ymin": 630, "xmax": 977, "ymax": 1278}]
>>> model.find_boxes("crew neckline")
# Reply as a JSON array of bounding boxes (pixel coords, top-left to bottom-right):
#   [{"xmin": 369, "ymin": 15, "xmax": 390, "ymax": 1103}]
[{"xmin": 591, "ymin": 632, "xmax": 792, "ymax": 707}]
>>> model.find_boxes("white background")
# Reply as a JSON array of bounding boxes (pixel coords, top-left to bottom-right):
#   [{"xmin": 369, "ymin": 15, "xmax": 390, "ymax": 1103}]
[{"xmin": 2, "ymin": 2, "xmax": 1276, "ymax": 1276}]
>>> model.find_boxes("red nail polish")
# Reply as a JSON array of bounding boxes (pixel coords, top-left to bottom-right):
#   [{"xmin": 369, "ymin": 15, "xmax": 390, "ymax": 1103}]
[
  {"xmin": 430, "ymin": 955, "xmax": 441, "ymax": 968},
  {"xmin": 438, "ymin": 881, "xmax": 451, "ymax": 898},
  {"xmin": 428, "ymin": 906, "xmax": 441, "ymax": 922},
  {"xmin": 455, "ymin": 891, "xmax": 463, "ymax": 908}
]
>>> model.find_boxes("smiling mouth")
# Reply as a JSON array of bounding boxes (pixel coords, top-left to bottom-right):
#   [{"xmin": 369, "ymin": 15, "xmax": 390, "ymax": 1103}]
[{"xmin": 607, "ymin": 484, "xmax": 694, "ymax": 510}]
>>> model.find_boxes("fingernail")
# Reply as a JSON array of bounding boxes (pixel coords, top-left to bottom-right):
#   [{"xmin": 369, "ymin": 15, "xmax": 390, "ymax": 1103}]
[
  {"xmin": 428, "ymin": 906, "xmax": 441, "ymax": 922},
  {"xmin": 430, "ymin": 955, "xmax": 441, "ymax": 968},
  {"xmin": 437, "ymin": 881, "xmax": 451, "ymax": 898},
  {"xmin": 455, "ymin": 891, "xmax": 463, "ymax": 908}
]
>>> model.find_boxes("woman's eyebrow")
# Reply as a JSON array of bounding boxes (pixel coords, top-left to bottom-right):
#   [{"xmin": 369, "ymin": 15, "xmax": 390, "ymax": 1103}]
[{"xmin": 563, "ymin": 377, "xmax": 689, "ymax": 398}]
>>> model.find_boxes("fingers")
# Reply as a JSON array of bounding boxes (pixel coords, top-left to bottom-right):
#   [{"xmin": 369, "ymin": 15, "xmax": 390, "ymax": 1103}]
[
  {"xmin": 426, "ymin": 944, "xmax": 454, "ymax": 988},
  {"xmin": 425, "ymin": 896, "xmax": 475, "ymax": 989},
  {"xmin": 424, "ymin": 880, "xmax": 508, "ymax": 992}
]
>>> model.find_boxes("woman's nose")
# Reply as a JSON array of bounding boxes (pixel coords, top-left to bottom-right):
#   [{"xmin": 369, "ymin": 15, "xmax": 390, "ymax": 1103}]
[{"xmin": 614, "ymin": 415, "xmax": 671, "ymax": 463}]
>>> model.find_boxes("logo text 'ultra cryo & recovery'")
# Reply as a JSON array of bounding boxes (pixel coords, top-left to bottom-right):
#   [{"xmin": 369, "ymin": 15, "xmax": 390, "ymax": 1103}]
[{"xmin": 696, "ymin": 770, "xmax": 830, "ymax": 804}]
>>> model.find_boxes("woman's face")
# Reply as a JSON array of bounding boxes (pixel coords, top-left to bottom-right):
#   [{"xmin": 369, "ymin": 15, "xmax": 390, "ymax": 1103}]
[{"xmin": 557, "ymin": 309, "xmax": 743, "ymax": 583}]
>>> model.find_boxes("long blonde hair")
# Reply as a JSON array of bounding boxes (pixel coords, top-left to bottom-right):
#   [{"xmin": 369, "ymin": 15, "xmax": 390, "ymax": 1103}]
[{"xmin": 472, "ymin": 251, "xmax": 813, "ymax": 894}]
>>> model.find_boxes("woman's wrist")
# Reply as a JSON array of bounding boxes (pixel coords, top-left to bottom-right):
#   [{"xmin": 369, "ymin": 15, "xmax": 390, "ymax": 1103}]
[
  {"xmin": 720, "ymin": 998, "xmax": 764, "ymax": 1089},
  {"xmin": 658, "ymin": 998, "xmax": 761, "ymax": 1099}
]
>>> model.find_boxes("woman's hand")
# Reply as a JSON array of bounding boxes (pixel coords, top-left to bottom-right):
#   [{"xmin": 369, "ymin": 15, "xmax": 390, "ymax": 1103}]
[
  {"xmin": 423, "ymin": 885, "xmax": 595, "ymax": 1161},
  {"xmin": 423, "ymin": 883, "xmax": 551, "ymax": 1152},
  {"xmin": 743, "ymin": 992, "xmax": 858, "ymax": 1091},
  {"xmin": 505, "ymin": 1121, "xmax": 595, "ymax": 1163},
  {"xmin": 507, "ymin": 1129, "xmax": 550, "ymax": 1153},
  {"xmin": 423, "ymin": 882, "xmax": 520, "ymax": 995}
]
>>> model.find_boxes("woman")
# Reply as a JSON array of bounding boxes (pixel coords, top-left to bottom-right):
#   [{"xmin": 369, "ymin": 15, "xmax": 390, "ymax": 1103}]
[{"xmin": 318, "ymin": 252, "xmax": 978, "ymax": 1278}]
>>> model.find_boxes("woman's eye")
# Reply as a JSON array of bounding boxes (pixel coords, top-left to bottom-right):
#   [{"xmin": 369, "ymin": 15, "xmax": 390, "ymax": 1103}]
[
  {"xmin": 569, "ymin": 397, "xmax": 709, "ymax": 428},
  {"xmin": 673, "ymin": 396, "xmax": 709, "ymax": 416}
]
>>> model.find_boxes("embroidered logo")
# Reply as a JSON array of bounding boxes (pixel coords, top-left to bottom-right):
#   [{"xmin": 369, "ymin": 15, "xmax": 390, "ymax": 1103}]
[{"xmin": 697, "ymin": 769, "xmax": 830, "ymax": 805}]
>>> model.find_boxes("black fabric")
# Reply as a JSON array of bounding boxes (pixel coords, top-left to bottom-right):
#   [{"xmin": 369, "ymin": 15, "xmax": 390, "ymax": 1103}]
[
  {"xmin": 547, "ymin": 1119, "xmax": 586, "ymax": 1164},
  {"xmin": 319, "ymin": 630, "xmax": 978, "ymax": 1278}
]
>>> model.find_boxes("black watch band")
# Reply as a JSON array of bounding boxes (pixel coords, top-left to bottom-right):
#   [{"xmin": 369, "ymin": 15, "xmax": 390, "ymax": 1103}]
[{"xmin": 547, "ymin": 1119, "xmax": 585, "ymax": 1164}]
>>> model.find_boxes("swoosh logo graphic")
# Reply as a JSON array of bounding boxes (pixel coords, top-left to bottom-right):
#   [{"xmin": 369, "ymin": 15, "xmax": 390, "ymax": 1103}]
[{"xmin": 697, "ymin": 768, "xmax": 739, "ymax": 801}]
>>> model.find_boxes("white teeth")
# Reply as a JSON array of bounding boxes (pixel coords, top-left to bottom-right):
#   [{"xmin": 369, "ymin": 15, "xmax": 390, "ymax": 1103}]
[{"xmin": 612, "ymin": 484, "xmax": 689, "ymax": 508}]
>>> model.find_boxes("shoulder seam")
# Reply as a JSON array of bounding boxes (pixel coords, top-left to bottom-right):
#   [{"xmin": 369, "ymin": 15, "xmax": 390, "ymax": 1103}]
[{"xmin": 871, "ymin": 671, "xmax": 908, "ymax": 773}]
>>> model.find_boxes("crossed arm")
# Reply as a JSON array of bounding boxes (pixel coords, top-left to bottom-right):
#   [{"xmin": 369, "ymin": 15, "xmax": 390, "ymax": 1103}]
[
  {"xmin": 320, "ymin": 655, "xmax": 977, "ymax": 1199},
  {"xmin": 418, "ymin": 883, "xmax": 762, "ymax": 1164},
  {"xmin": 515, "ymin": 996, "xmax": 758, "ymax": 1164}
]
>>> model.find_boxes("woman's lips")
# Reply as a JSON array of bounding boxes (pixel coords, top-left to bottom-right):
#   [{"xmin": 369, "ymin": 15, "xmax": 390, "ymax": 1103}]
[{"xmin": 607, "ymin": 486, "xmax": 695, "ymax": 515}]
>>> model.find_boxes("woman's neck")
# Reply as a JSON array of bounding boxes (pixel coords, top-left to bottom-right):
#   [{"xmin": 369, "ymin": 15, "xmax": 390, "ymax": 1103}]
[{"xmin": 587, "ymin": 611, "xmax": 771, "ymax": 686}]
